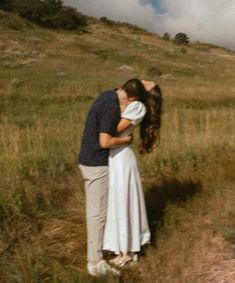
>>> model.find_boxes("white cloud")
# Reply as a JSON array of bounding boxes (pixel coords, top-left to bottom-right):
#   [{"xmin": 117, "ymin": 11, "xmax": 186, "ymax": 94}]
[
  {"xmin": 63, "ymin": 0, "xmax": 235, "ymax": 50},
  {"xmin": 158, "ymin": 0, "xmax": 235, "ymax": 50}
]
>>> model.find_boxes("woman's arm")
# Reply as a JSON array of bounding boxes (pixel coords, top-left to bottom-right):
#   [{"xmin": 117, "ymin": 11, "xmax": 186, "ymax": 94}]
[
  {"xmin": 99, "ymin": 132, "xmax": 132, "ymax": 149},
  {"xmin": 117, "ymin": 118, "xmax": 132, "ymax": 133}
]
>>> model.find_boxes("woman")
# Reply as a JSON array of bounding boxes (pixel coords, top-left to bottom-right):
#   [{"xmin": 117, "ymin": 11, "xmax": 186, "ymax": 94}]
[{"xmin": 103, "ymin": 81, "xmax": 163, "ymax": 266}]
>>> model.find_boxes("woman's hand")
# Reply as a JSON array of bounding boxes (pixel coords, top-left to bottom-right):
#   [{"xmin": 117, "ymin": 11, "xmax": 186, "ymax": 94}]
[
  {"xmin": 99, "ymin": 133, "xmax": 133, "ymax": 148},
  {"xmin": 141, "ymin": 80, "xmax": 156, "ymax": 92},
  {"xmin": 117, "ymin": 118, "xmax": 132, "ymax": 133}
]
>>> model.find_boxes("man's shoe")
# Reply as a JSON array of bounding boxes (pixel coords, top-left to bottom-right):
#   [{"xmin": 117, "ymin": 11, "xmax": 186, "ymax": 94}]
[
  {"xmin": 132, "ymin": 253, "xmax": 138, "ymax": 262},
  {"xmin": 87, "ymin": 260, "xmax": 120, "ymax": 276}
]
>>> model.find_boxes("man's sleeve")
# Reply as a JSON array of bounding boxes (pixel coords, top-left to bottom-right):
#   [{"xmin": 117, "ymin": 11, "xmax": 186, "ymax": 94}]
[{"xmin": 97, "ymin": 106, "xmax": 120, "ymax": 136}]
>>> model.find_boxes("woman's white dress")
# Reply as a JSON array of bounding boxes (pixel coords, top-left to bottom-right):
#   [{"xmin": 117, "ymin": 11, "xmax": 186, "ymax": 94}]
[{"xmin": 103, "ymin": 101, "xmax": 150, "ymax": 255}]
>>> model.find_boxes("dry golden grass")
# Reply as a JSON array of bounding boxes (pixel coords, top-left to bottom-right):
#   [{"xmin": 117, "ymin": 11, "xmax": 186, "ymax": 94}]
[{"xmin": 0, "ymin": 10, "xmax": 235, "ymax": 283}]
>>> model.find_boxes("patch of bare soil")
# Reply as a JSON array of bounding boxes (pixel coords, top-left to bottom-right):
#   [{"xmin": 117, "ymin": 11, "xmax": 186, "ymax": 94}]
[{"xmin": 184, "ymin": 236, "xmax": 235, "ymax": 283}]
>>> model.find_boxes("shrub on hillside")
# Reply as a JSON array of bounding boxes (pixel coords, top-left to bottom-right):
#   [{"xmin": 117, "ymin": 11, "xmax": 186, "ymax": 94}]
[
  {"xmin": 10, "ymin": 0, "xmax": 45, "ymax": 24},
  {"xmin": 43, "ymin": 0, "xmax": 62, "ymax": 14},
  {"xmin": 0, "ymin": 0, "xmax": 87, "ymax": 30},
  {"xmin": 100, "ymin": 16, "xmax": 115, "ymax": 26},
  {"xmin": 174, "ymin": 32, "xmax": 189, "ymax": 45},
  {"xmin": 0, "ymin": 0, "xmax": 13, "ymax": 11},
  {"xmin": 44, "ymin": 7, "xmax": 86, "ymax": 30},
  {"xmin": 163, "ymin": 32, "xmax": 170, "ymax": 40}
]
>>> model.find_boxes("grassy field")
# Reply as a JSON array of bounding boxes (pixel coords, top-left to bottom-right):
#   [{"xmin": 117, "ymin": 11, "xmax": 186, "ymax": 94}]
[{"xmin": 0, "ymin": 10, "xmax": 235, "ymax": 283}]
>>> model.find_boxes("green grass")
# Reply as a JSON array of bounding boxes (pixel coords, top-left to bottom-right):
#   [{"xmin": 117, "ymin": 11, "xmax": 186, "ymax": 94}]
[{"xmin": 0, "ymin": 10, "xmax": 235, "ymax": 283}]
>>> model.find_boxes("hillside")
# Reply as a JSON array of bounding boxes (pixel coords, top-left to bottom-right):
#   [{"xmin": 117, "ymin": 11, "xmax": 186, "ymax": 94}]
[{"xmin": 0, "ymin": 10, "xmax": 235, "ymax": 283}]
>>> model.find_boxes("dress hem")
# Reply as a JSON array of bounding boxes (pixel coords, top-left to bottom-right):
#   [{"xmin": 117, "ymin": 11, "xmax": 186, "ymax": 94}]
[{"xmin": 103, "ymin": 233, "xmax": 151, "ymax": 254}]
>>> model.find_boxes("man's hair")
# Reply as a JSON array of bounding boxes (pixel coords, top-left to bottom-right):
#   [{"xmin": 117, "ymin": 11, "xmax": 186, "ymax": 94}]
[{"xmin": 120, "ymin": 79, "xmax": 147, "ymax": 101}]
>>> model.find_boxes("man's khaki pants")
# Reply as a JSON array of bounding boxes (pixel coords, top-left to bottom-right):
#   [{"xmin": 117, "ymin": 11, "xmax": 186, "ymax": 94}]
[{"xmin": 79, "ymin": 164, "xmax": 109, "ymax": 264}]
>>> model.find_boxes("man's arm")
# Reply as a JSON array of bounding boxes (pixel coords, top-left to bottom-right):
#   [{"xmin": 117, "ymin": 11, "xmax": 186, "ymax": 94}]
[
  {"xmin": 99, "ymin": 133, "xmax": 132, "ymax": 149},
  {"xmin": 116, "ymin": 118, "xmax": 132, "ymax": 133}
]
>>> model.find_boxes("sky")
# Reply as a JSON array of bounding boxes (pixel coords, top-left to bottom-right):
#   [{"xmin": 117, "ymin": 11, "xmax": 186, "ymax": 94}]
[{"xmin": 63, "ymin": 0, "xmax": 235, "ymax": 51}]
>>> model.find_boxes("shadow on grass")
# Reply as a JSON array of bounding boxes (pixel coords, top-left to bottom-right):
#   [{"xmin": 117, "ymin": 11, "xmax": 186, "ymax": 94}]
[{"xmin": 145, "ymin": 177, "xmax": 202, "ymax": 247}]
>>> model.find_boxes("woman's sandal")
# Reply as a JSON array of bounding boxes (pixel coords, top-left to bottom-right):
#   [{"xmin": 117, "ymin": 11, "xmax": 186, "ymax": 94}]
[
  {"xmin": 109, "ymin": 255, "xmax": 122, "ymax": 265},
  {"xmin": 118, "ymin": 255, "xmax": 132, "ymax": 266},
  {"xmin": 110, "ymin": 255, "xmax": 133, "ymax": 266}
]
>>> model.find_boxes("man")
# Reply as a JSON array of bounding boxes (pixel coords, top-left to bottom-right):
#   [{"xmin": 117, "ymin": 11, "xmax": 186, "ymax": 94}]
[{"xmin": 78, "ymin": 79, "xmax": 147, "ymax": 276}]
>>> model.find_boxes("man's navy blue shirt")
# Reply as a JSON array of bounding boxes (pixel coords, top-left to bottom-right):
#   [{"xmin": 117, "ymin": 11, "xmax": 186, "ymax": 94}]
[{"xmin": 79, "ymin": 90, "xmax": 120, "ymax": 166}]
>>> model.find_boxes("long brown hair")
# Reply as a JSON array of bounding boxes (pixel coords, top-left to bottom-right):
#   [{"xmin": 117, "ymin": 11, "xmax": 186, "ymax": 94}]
[{"xmin": 139, "ymin": 84, "xmax": 163, "ymax": 154}]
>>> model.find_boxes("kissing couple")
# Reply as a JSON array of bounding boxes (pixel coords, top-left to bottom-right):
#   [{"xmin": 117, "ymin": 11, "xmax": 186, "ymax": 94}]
[{"xmin": 79, "ymin": 78, "xmax": 163, "ymax": 276}]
